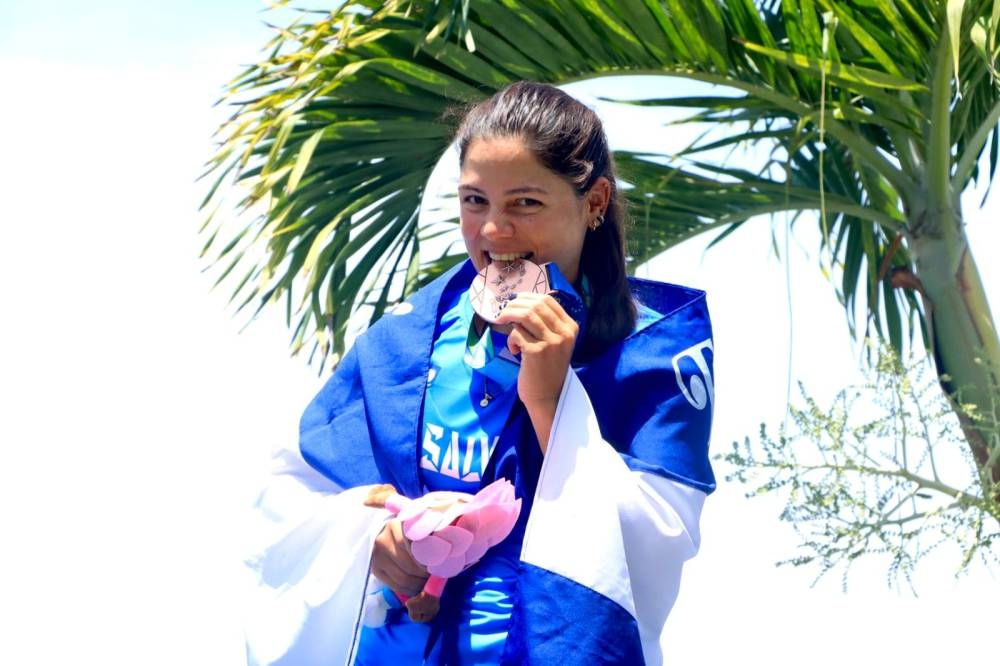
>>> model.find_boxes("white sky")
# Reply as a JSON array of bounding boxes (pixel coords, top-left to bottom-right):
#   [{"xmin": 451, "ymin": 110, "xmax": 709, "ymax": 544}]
[{"xmin": 1, "ymin": 2, "xmax": 996, "ymax": 664}]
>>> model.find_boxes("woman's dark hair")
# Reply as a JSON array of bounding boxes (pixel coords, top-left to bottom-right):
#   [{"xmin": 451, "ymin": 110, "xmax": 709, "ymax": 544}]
[{"xmin": 454, "ymin": 81, "xmax": 636, "ymax": 357}]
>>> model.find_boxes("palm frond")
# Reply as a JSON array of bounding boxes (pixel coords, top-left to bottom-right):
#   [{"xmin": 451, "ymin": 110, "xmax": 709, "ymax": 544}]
[{"xmin": 201, "ymin": 0, "xmax": 1000, "ymax": 368}]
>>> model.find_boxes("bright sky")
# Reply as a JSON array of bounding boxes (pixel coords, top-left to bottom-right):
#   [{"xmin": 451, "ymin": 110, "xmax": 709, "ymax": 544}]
[{"xmin": 1, "ymin": 2, "xmax": 996, "ymax": 664}]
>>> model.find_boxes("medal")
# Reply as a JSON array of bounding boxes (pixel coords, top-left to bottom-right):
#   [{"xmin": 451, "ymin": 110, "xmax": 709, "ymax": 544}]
[{"xmin": 468, "ymin": 258, "xmax": 548, "ymax": 323}]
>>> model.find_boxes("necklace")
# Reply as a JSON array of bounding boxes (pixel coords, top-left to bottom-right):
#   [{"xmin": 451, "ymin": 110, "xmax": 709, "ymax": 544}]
[{"xmin": 480, "ymin": 375, "xmax": 494, "ymax": 407}]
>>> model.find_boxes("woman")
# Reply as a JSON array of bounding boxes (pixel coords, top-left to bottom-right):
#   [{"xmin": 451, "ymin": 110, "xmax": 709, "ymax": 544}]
[{"xmin": 246, "ymin": 82, "xmax": 716, "ymax": 665}]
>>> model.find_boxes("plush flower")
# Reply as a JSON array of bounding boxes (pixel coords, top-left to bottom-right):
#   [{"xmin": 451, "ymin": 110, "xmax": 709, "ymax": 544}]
[{"xmin": 364, "ymin": 479, "xmax": 521, "ymax": 623}]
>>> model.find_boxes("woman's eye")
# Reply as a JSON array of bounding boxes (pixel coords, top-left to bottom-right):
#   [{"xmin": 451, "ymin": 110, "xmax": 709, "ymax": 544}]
[
  {"xmin": 513, "ymin": 197, "xmax": 541, "ymax": 207},
  {"xmin": 461, "ymin": 194, "xmax": 487, "ymax": 206}
]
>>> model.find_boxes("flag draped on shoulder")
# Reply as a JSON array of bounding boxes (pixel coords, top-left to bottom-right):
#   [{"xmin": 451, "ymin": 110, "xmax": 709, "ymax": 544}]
[{"xmin": 246, "ymin": 260, "xmax": 715, "ymax": 665}]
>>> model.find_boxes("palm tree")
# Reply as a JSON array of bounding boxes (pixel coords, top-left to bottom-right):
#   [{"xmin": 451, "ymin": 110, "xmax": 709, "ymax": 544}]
[{"xmin": 201, "ymin": 0, "xmax": 999, "ymax": 488}]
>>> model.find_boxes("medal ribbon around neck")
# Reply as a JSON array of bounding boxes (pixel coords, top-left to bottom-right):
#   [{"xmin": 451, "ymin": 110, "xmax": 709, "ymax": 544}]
[{"xmin": 464, "ymin": 312, "xmax": 520, "ymax": 407}]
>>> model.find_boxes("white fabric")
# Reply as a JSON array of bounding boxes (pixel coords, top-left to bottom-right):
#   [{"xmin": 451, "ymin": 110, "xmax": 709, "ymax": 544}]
[
  {"xmin": 244, "ymin": 444, "xmax": 387, "ymax": 666},
  {"xmin": 520, "ymin": 370, "xmax": 706, "ymax": 666}
]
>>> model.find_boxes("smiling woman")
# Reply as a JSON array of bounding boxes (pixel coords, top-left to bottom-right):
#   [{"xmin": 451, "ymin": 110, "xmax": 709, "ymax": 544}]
[
  {"xmin": 246, "ymin": 81, "xmax": 716, "ymax": 666},
  {"xmin": 455, "ymin": 82, "xmax": 635, "ymax": 361},
  {"xmin": 458, "ymin": 135, "xmax": 599, "ymax": 285}
]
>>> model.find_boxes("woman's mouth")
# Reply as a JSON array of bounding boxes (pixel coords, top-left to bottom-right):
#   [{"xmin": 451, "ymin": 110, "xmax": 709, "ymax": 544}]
[{"xmin": 487, "ymin": 251, "xmax": 532, "ymax": 263}]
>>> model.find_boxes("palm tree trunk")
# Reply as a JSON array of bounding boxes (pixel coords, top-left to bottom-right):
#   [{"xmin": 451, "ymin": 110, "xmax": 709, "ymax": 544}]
[
  {"xmin": 909, "ymin": 28, "xmax": 1000, "ymax": 491},
  {"xmin": 910, "ymin": 224, "xmax": 1000, "ymax": 490}
]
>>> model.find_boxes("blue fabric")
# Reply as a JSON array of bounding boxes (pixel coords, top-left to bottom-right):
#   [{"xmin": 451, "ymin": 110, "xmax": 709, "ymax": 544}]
[
  {"xmin": 298, "ymin": 259, "xmax": 715, "ymax": 663},
  {"xmin": 576, "ymin": 280, "xmax": 715, "ymax": 492},
  {"xmin": 501, "ymin": 562, "xmax": 644, "ymax": 666}
]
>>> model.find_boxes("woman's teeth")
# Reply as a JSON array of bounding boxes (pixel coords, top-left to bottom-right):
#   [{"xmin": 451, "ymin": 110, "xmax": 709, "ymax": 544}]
[{"xmin": 489, "ymin": 252, "xmax": 530, "ymax": 262}]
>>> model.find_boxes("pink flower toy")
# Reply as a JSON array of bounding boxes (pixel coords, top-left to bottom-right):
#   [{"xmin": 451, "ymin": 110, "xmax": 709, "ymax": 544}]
[{"xmin": 364, "ymin": 479, "xmax": 522, "ymax": 622}]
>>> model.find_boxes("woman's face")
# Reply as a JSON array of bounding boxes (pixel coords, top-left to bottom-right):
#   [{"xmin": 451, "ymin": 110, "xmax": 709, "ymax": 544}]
[{"xmin": 459, "ymin": 136, "xmax": 608, "ymax": 284}]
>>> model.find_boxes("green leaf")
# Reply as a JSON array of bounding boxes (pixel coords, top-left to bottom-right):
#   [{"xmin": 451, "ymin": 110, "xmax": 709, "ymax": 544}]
[
  {"xmin": 335, "ymin": 58, "xmax": 484, "ymax": 101},
  {"xmin": 285, "ymin": 128, "xmax": 324, "ymax": 195},
  {"xmin": 947, "ymin": 0, "xmax": 967, "ymax": 85},
  {"xmin": 736, "ymin": 39, "xmax": 927, "ymax": 92}
]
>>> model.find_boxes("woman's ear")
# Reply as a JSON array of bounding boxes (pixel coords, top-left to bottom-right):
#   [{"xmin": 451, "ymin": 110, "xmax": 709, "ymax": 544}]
[{"xmin": 585, "ymin": 177, "xmax": 612, "ymax": 216}]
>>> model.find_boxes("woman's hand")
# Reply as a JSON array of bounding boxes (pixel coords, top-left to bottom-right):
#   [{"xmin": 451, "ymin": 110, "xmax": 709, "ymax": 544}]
[
  {"xmin": 370, "ymin": 519, "xmax": 428, "ymax": 598},
  {"xmin": 495, "ymin": 291, "xmax": 578, "ymax": 453}
]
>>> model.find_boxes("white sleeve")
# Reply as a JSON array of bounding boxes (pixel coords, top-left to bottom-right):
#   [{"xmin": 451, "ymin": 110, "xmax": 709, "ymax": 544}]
[
  {"xmin": 243, "ymin": 442, "xmax": 387, "ymax": 666},
  {"xmin": 520, "ymin": 370, "xmax": 706, "ymax": 666}
]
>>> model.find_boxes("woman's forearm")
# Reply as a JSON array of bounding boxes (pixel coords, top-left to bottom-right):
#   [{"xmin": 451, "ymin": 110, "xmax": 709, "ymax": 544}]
[{"xmin": 524, "ymin": 397, "xmax": 559, "ymax": 455}]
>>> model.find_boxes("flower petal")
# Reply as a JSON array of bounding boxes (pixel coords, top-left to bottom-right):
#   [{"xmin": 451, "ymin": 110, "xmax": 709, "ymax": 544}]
[
  {"xmin": 429, "ymin": 555, "xmax": 467, "ymax": 578},
  {"xmin": 411, "ymin": 535, "xmax": 452, "ymax": 567},
  {"xmin": 435, "ymin": 525, "xmax": 474, "ymax": 555},
  {"xmin": 403, "ymin": 510, "xmax": 449, "ymax": 541}
]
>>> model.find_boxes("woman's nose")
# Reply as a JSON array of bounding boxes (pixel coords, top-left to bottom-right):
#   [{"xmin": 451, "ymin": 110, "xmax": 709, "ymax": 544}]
[{"xmin": 482, "ymin": 210, "xmax": 514, "ymax": 238}]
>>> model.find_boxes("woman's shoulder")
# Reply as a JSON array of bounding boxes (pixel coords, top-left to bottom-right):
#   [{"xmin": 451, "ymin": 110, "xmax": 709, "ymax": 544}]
[
  {"xmin": 579, "ymin": 277, "xmax": 712, "ymax": 375},
  {"xmin": 627, "ymin": 277, "xmax": 707, "ymax": 322},
  {"xmin": 361, "ymin": 261, "xmax": 478, "ymax": 340},
  {"xmin": 623, "ymin": 277, "xmax": 711, "ymax": 342}
]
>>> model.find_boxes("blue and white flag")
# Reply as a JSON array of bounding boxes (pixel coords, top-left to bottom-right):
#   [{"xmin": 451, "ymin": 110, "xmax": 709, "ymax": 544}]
[{"xmin": 245, "ymin": 261, "xmax": 715, "ymax": 665}]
